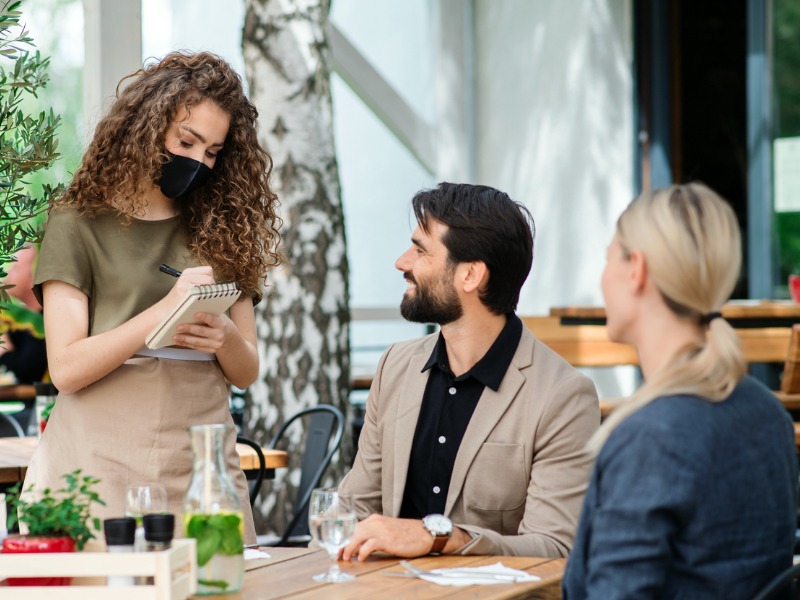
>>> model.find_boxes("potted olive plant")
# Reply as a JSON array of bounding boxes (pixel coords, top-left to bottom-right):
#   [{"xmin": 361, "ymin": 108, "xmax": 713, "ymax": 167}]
[{"xmin": 2, "ymin": 469, "xmax": 105, "ymax": 586}]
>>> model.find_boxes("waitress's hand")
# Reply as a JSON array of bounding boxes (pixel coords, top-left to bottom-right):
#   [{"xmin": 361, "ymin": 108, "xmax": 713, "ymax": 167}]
[
  {"xmin": 162, "ymin": 266, "xmax": 231, "ymax": 352},
  {"xmin": 172, "ymin": 310, "xmax": 236, "ymax": 353},
  {"xmin": 165, "ymin": 266, "xmax": 216, "ymax": 303}
]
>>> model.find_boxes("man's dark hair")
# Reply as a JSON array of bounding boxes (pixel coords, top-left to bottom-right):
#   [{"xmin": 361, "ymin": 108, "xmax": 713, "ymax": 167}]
[{"xmin": 411, "ymin": 182, "xmax": 535, "ymax": 315}]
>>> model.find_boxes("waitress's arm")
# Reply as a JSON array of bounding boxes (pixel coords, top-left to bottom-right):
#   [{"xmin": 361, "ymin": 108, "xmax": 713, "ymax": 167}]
[{"xmin": 43, "ymin": 267, "xmax": 216, "ymax": 394}]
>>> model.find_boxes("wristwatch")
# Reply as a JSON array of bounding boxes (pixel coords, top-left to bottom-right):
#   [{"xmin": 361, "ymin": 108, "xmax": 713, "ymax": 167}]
[{"xmin": 422, "ymin": 514, "xmax": 452, "ymax": 554}]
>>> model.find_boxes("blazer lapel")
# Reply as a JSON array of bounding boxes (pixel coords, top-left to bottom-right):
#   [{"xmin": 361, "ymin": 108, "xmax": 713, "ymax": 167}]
[
  {"xmin": 444, "ymin": 329, "xmax": 534, "ymax": 515},
  {"xmin": 389, "ymin": 339, "xmax": 434, "ymax": 516}
]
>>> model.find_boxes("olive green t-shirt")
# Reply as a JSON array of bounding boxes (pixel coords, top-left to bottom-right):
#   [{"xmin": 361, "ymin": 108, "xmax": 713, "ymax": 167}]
[{"xmin": 34, "ymin": 208, "xmax": 200, "ymax": 336}]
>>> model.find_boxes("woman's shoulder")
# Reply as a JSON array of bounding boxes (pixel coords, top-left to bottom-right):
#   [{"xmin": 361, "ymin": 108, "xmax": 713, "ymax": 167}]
[{"xmin": 608, "ymin": 376, "xmax": 789, "ymax": 453}]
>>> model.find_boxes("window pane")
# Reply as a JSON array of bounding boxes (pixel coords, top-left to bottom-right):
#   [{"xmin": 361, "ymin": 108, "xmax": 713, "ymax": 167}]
[
  {"xmin": 331, "ymin": 0, "xmax": 435, "ymax": 123},
  {"xmin": 142, "ymin": 0, "xmax": 246, "ymax": 81},
  {"xmin": 333, "ymin": 74, "xmax": 434, "ymax": 308},
  {"xmin": 333, "ymin": 73, "xmax": 433, "ymax": 374}
]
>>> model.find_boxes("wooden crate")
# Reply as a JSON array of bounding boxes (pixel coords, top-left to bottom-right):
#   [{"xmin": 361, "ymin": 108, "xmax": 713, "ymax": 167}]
[{"xmin": 0, "ymin": 537, "xmax": 197, "ymax": 599}]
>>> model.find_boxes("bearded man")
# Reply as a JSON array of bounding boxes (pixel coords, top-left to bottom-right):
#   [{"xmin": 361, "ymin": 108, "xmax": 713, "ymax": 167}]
[{"xmin": 339, "ymin": 182, "xmax": 600, "ymax": 560}]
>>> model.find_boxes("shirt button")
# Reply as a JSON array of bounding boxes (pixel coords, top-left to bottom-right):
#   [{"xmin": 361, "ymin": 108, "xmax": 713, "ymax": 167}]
[
  {"xmin": 448, "ymin": 387, "xmax": 456, "ymax": 395},
  {"xmin": 433, "ymin": 486, "xmax": 441, "ymax": 494},
  {"xmin": 438, "ymin": 435, "xmax": 446, "ymax": 444}
]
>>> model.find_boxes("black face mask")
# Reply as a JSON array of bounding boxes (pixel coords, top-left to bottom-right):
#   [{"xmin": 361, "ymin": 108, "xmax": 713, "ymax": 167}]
[{"xmin": 157, "ymin": 152, "xmax": 213, "ymax": 199}]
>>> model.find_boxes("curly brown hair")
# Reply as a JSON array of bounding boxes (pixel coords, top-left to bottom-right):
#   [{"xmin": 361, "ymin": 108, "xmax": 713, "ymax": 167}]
[{"xmin": 56, "ymin": 51, "xmax": 281, "ymax": 297}]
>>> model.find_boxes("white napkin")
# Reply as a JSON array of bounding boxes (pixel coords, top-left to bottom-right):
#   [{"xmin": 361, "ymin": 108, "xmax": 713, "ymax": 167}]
[
  {"xmin": 244, "ymin": 548, "xmax": 271, "ymax": 560},
  {"xmin": 418, "ymin": 562, "xmax": 541, "ymax": 586}
]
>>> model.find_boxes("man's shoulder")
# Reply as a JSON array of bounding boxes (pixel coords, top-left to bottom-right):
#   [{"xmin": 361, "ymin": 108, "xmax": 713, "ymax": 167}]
[{"xmin": 382, "ymin": 332, "xmax": 438, "ymax": 362}]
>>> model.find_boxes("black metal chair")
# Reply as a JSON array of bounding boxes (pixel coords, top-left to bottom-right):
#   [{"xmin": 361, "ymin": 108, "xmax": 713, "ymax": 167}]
[
  {"xmin": 258, "ymin": 404, "xmax": 344, "ymax": 547},
  {"xmin": 236, "ymin": 434, "xmax": 266, "ymax": 507},
  {"xmin": 752, "ymin": 562, "xmax": 800, "ymax": 600}
]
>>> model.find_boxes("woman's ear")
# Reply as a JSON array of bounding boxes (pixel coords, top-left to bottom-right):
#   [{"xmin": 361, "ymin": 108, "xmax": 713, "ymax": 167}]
[{"xmin": 628, "ymin": 249, "xmax": 647, "ymax": 294}]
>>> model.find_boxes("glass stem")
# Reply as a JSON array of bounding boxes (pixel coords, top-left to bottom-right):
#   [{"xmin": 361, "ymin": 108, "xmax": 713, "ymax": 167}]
[{"xmin": 328, "ymin": 549, "xmax": 341, "ymax": 576}]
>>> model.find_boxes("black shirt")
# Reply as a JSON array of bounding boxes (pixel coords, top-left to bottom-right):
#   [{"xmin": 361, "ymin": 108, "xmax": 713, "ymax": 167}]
[{"xmin": 399, "ymin": 314, "xmax": 523, "ymax": 519}]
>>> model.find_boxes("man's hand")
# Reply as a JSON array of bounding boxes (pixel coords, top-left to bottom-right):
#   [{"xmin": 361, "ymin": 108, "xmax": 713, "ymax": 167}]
[
  {"xmin": 340, "ymin": 515, "xmax": 433, "ymax": 562},
  {"xmin": 340, "ymin": 514, "xmax": 471, "ymax": 561}
]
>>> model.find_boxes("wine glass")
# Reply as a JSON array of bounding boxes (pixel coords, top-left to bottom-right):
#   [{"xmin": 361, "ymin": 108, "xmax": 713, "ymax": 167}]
[
  {"xmin": 124, "ymin": 484, "xmax": 168, "ymax": 551},
  {"xmin": 308, "ymin": 487, "xmax": 357, "ymax": 583}
]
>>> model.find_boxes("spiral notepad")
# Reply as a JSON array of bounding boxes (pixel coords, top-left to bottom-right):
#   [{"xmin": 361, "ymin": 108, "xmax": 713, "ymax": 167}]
[{"xmin": 145, "ymin": 282, "xmax": 241, "ymax": 349}]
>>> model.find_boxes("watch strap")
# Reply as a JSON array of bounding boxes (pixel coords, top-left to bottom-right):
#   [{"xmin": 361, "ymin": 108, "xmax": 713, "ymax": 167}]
[{"xmin": 429, "ymin": 532, "xmax": 449, "ymax": 554}]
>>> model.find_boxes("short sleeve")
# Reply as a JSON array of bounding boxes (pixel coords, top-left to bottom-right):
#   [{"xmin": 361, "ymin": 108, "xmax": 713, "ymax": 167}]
[{"xmin": 33, "ymin": 208, "xmax": 92, "ymax": 304}]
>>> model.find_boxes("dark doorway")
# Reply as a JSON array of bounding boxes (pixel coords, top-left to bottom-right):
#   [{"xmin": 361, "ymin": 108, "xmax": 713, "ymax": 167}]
[{"xmin": 636, "ymin": 0, "xmax": 748, "ymax": 297}]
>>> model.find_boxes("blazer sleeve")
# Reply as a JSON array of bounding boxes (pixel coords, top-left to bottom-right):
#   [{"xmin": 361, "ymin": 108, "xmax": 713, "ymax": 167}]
[
  {"xmin": 455, "ymin": 371, "xmax": 600, "ymax": 557},
  {"xmin": 337, "ymin": 344, "xmax": 395, "ymax": 518}
]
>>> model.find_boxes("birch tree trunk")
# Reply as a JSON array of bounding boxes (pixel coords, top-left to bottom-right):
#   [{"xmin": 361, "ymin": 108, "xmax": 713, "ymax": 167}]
[{"xmin": 242, "ymin": 0, "xmax": 351, "ymax": 536}]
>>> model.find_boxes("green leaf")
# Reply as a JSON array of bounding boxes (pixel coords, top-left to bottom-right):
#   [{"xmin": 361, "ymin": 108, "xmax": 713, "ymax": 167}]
[
  {"xmin": 220, "ymin": 523, "xmax": 243, "ymax": 556},
  {"xmin": 196, "ymin": 528, "xmax": 222, "ymax": 567},
  {"xmin": 187, "ymin": 514, "xmax": 208, "ymax": 538},
  {"xmin": 198, "ymin": 579, "xmax": 230, "ymax": 590}
]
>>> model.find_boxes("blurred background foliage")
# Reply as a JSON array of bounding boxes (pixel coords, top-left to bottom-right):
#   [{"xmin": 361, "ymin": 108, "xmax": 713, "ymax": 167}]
[{"xmin": 0, "ymin": 0, "xmax": 81, "ymax": 293}]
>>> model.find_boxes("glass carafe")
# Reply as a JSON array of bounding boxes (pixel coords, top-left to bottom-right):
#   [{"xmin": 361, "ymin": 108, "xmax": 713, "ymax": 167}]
[{"xmin": 183, "ymin": 423, "xmax": 244, "ymax": 595}]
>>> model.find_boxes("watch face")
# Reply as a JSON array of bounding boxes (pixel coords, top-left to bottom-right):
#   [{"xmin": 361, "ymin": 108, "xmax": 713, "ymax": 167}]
[{"xmin": 423, "ymin": 514, "xmax": 452, "ymax": 536}]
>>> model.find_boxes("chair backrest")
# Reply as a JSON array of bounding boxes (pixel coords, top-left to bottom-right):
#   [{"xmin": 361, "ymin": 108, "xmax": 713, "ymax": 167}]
[
  {"xmin": 235, "ymin": 434, "xmax": 266, "ymax": 507},
  {"xmin": 268, "ymin": 404, "xmax": 344, "ymax": 546},
  {"xmin": 781, "ymin": 324, "xmax": 800, "ymax": 394},
  {"xmin": 751, "ymin": 562, "xmax": 800, "ymax": 600},
  {"xmin": 0, "ymin": 412, "xmax": 24, "ymax": 437}
]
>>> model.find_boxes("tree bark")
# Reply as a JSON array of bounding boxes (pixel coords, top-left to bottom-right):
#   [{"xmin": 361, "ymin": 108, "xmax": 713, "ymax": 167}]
[{"xmin": 242, "ymin": 0, "xmax": 351, "ymax": 536}]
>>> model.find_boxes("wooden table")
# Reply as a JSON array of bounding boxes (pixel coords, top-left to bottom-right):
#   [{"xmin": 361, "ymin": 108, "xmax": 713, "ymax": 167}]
[
  {"xmin": 541, "ymin": 301, "xmax": 800, "ymax": 370},
  {"xmin": 551, "ymin": 300, "xmax": 800, "ymax": 327},
  {"xmin": 0, "ymin": 436, "xmax": 287, "ymax": 489},
  {"xmin": 208, "ymin": 547, "xmax": 565, "ymax": 599}
]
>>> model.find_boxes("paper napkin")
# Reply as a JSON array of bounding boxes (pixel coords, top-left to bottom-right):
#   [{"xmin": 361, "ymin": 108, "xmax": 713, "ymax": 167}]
[{"xmin": 418, "ymin": 562, "xmax": 541, "ymax": 586}]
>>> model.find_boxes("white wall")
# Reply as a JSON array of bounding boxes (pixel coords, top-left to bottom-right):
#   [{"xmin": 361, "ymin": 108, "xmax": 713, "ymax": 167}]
[{"xmin": 475, "ymin": 0, "xmax": 634, "ymax": 316}]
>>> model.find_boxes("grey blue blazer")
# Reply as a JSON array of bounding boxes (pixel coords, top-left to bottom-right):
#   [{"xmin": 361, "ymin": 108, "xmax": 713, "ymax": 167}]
[{"xmin": 563, "ymin": 376, "xmax": 798, "ymax": 599}]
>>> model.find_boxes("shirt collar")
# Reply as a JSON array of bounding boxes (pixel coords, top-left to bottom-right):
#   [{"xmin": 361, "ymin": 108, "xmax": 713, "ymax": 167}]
[{"xmin": 421, "ymin": 314, "xmax": 523, "ymax": 391}]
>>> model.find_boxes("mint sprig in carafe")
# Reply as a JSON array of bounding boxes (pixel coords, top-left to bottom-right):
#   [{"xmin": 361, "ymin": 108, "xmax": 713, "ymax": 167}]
[{"xmin": 183, "ymin": 424, "xmax": 244, "ymax": 595}]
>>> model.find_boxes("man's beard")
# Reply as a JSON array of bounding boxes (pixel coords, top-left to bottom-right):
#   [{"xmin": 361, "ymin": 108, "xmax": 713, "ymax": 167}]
[{"xmin": 400, "ymin": 274, "xmax": 463, "ymax": 325}]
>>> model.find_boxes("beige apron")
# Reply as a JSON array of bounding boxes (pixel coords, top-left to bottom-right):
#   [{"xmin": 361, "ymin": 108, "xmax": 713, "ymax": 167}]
[{"xmin": 23, "ymin": 356, "xmax": 256, "ymax": 544}]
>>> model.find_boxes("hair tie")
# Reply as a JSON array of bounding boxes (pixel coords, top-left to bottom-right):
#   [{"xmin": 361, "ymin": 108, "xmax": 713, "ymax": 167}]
[{"xmin": 701, "ymin": 311, "xmax": 722, "ymax": 325}]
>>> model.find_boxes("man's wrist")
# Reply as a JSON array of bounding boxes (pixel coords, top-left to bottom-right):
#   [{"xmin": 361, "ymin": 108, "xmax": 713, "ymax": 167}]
[{"xmin": 422, "ymin": 514, "xmax": 452, "ymax": 554}]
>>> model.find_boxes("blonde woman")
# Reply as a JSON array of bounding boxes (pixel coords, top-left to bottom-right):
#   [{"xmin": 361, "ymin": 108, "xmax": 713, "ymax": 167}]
[{"xmin": 562, "ymin": 183, "xmax": 797, "ymax": 599}]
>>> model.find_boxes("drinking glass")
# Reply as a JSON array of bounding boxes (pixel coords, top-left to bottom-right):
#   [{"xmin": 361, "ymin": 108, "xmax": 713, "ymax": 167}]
[
  {"xmin": 125, "ymin": 484, "xmax": 168, "ymax": 551},
  {"xmin": 308, "ymin": 488, "xmax": 356, "ymax": 583}
]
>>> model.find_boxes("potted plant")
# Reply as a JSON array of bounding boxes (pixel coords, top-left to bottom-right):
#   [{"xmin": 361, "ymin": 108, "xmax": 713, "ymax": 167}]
[{"xmin": 2, "ymin": 469, "xmax": 105, "ymax": 586}]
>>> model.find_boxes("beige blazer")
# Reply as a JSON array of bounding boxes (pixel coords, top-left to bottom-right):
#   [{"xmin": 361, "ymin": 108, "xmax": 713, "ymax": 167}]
[{"xmin": 339, "ymin": 326, "xmax": 600, "ymax": 557}]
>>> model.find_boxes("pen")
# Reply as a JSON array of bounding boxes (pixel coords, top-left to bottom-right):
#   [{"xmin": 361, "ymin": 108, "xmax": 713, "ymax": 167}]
[{"xmin": 159, "ymin": 263, "xmax": 182, "ymax": 278}]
